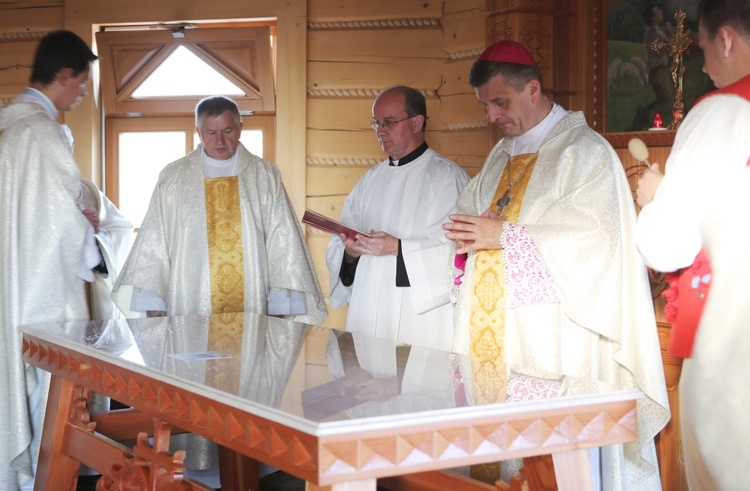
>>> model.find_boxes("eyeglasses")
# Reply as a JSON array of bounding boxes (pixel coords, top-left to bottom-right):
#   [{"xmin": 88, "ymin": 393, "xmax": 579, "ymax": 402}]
[{"xmin": 369, "ymin": 116, "xmax": 414, "ymax": 131}]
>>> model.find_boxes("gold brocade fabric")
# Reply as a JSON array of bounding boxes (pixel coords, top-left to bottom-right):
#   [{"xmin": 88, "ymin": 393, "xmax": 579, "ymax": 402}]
[
  {"xmin": 469, "ymin": 153, "xmax": 539, "ymax": 405},
  {"xmin": 206, "ymin": 312, "xmax": 245, "ymax": 393},
  {"xmin": 205, "ymin": 177, "xmax": 245, "ymax": 314}
]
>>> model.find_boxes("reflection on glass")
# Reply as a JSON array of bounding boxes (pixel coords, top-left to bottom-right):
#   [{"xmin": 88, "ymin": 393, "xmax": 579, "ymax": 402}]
[
  {"xmin": 81, "ymin": 319, "xmax": 144, "ymax": 365},
  {"xmin": 303, "ymin": 331, "xmax": 456, "ymax": 422},
  {"xmin": 126, "ymin": 313, "xmax": 307, "ymax": 409},
  {"xmin": 37, "ymin": 315, "xmax": 464, "ymax": 424}
]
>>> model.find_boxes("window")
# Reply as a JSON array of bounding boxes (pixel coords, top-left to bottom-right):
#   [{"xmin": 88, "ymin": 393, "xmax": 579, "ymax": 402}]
[
  {"xmin": 106, "ymin": 115, "xmax": 275, "ymax": 229},
  {"xmin": 97, "ymin": 24, "xmax": 276, "ymax": 229},
  {"xmin": 96, "ymin": 26, "xmax": 275, "ymax": 116},
  {"xmin": 132, "ymin": 45, "xmax": 245, "ymax": 98}
]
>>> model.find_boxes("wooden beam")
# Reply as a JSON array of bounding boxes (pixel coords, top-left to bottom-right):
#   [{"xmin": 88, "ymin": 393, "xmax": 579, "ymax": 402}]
[
  {"xmin": 307, "ymin": 129, "xmax": 382, "ymax": 161},
  {"xmin": 0, "ymin": 6, "xmax": 62, "ymax": 33},
  {"xmin": 442, "ymin": 9, "xmax": 485, "ymax": 54},
  {"xmin": 63, "ymin": 0, "xmax": 303, "ymax": 25},
  {"xmin": 308, "ymin": 61, "xmax": 441, "ymax": 93},
  {"xmin": 309, "ymin": 0, "xmax": 441, "ymax": 22},
  {"xmin": 276, "ymin": 13, "xmax": 308, "ymax": 216},
  {"xmin": 309, "ymin": 29, "xmax": 447, "ymax": 64}
]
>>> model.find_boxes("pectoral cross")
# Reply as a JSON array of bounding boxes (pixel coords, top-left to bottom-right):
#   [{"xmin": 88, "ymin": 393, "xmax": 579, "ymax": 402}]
[
  {"xmin": 651, "ymin": 8, "xmax": 695, "ymax": 130},
  {"xmin": 496, "ymin": 190, "xmax": 510, "ymax": 215}
]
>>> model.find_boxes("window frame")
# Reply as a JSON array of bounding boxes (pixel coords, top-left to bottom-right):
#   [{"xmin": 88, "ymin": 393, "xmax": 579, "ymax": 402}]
[{"xmin": 104, "ymin": 114, "xmax": 275, "ymax": 208}]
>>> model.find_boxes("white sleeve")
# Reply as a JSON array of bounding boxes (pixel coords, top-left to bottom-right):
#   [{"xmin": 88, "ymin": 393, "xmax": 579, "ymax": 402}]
[
  {"xmin": 130, "ymin": 288, "xmax": 167, "ymax": 313},
  {"xmin": 636, "ymin": 96, "xmax": 750, "ymax": 272}
]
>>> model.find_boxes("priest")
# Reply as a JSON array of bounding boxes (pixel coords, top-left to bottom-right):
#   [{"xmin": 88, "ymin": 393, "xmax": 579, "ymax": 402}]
[
  {"xmin": 112, "ymin": 95, "xmax": 327, "ymax": 326},
  {"xmin": 636, "ymin": 0, "xmax": 750, "ymax": 486},
  {"xmin": 112, "ymin": 95, "xmax": 327, "ymax": 475},
  {"xmin": 326, "ymin": 86, "xmax": 469, "ymax": 352},
  {"xmin": 443, "ymin": 41, "xmax": 670, "ymax": 489},
  {"xmin": 0, "ymin": 30, "xmax": 101, "ymax": 488}
]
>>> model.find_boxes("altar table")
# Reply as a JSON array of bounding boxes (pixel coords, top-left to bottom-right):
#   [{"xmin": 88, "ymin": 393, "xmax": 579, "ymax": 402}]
[{"xmin": 21, "ymin": 313, "xmax": 640, "ymax": 490}]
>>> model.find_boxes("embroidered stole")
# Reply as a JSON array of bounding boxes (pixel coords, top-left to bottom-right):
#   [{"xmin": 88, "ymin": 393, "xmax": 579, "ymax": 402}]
[
  {"xmin": 205, "ymin": 177, "xmax": 245, "ymax": 313},
  {"xmin": 469, "ymin": 153, "xmax": 538, "ymax": 405},
  {"xmin": 206, "ymin": 313, "xmax": 245, "ymax": 392}
]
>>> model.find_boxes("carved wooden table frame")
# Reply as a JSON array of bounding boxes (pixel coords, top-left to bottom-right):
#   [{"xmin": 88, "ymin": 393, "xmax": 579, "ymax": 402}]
[{"xmin": 23, "ymin": 331, "xmax": 640, "ymax": 491}]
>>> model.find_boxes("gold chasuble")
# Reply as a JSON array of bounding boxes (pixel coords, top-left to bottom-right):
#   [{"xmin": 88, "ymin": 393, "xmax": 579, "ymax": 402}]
[
  {"xmin": 469, "ymin": 153, "xmax": 538, "ymax": 405},
  {"xmin": 204, "ymin": 177, "xmax": 245, "ymax": 313}
]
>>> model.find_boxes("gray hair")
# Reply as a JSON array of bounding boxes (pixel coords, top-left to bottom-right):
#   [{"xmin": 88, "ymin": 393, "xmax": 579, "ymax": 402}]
[{"xmin": 195, "ymin": 95, "xmax": 241, "ymax": 129}]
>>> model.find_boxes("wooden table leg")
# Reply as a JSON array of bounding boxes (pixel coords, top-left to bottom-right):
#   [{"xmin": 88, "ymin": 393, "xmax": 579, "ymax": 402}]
[
  {"xmin": 551, "ymin": 449, "xmax": 594, "ymax": 491},
  {"xmin": 217, "ymin": 445, "xmax": 260, "ymax": 491},
  {"xmin": 34, "ymin": 375, "xmax": 82, "ymax": 491}
]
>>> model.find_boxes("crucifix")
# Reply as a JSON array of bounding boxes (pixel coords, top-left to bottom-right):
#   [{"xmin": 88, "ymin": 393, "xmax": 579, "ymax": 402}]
[{"xmin": 651, "ymin": 8, "xmax": 695, "ymax": 130}]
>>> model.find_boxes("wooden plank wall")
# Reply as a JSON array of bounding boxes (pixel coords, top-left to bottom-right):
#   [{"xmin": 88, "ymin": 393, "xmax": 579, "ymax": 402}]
[
  {"xmin": 306, "ymin": 0, "xmax": 488, "ymax": 330},
  {"xmin": 0, "ymin": 3, "xmax": 63, "ymax": 103}
]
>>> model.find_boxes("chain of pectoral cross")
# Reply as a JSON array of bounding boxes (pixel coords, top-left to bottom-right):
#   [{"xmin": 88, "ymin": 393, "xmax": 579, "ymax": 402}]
[{"xmin": 496, "ymin": 157, "xmax": 534, "ymax": 215}]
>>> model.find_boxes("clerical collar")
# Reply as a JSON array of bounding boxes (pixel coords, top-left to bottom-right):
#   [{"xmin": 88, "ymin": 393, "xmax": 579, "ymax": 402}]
[
  {"xmin": 201, "ymin": 146, "xmax": 240, "ymax": 178},
  {"xmin": 512, "ymin": 103, "xmax": 569, "ymax": 156},
  {"xmin": 389, "ymin": 142, "xmax": 429, "ymax": 166},
  {"xmin": 12, "ymin": 87, "xmax": 58, "ymax": 120}
]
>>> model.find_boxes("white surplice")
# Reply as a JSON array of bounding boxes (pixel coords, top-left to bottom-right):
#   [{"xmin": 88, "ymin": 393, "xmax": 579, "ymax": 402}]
[
  {"xmin": 0, "ymin": 101, "xmax": 93, "ymax": 487},
  {"xmin": 682, "ymin": 166, "xmax": 750, "ymax": 491},
  {"xmin": 636, "ymin": 79, "xmax": 750, "ymax": 490},
  {"xmin": 77, "ymin": 179, "xmax": 134, "ymax": 322},
  {"xmin": 636, "ymin": 94, "xmax": 750, "ymax": 272},
  {"xmin": 326, "ymin": 149, "xmax": 470, "ymax": 351}
]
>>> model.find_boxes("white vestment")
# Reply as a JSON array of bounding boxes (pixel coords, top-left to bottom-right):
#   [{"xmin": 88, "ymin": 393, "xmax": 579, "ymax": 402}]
[
  {"xmin": 453, "ymin": 111, "xmax": 670, "ymax": 490},
  {"xmin": 0, "ymin": 101, "xmax": 93, "ymax": 487},
  {"xmin": 636, "ymin": 94, "xmax": 750, "ymax": 271},
  {"xmin": 636, "ymin": 80, "xmax": 750, "ymax": 490},
  {"xmin": 326, "ymin": 148, "xmax": 469, "ymax": 351},
  {"xmin": 77, "ymin": 179, "xmax": 134, "ymax": 322},
  {"xmin": 681, "ymin": 167, "xmax": 750, "ymax": 491},
  {"xmin": 113, "ymin": 144, "xmax": 327, "ymax": 325}
]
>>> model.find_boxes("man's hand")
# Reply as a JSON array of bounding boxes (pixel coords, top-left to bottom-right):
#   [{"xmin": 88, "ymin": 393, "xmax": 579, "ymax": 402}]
[
  {"xmin": 353, "ymin": 376, "xmax": 399, "ymax": 401},
  {"xmin": 82, "ymin": 208, "xmax": 100, "ymax": 233},
  {"xmin": 341, "ymin": 231, "xmax": 398, "ymax": 258},
  {"xmin": 636, "ymin": 163, "xmax": 663, "ymax": 208},
  {"xmin": 443, "ymin": 212, "xmax": 505, "ymax": 254},
  {"xmin": 340, "ymin": 367, "xmax": 398, "ymax": 401}
]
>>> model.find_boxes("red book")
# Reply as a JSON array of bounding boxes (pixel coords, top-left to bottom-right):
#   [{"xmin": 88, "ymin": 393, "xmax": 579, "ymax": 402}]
[{"xmin": 302, "ymin": 210, "xmax": 370, "ymax": 240}]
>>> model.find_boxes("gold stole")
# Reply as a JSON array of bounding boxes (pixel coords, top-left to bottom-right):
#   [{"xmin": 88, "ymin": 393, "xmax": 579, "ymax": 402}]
[
  {"xmin": 469, "ymin": 153, "xmax": 539, "ymax": 484},
  {"xmin": 206, "ymin": 313, "xmax": 245, "ymax": 393},
  {"xmin": 205, "ymin": 177, "xmax": 245, "ymax": 314},
  {"xmin": 469, "ymin": 153, "xmax": 539, "ymax": 405}
]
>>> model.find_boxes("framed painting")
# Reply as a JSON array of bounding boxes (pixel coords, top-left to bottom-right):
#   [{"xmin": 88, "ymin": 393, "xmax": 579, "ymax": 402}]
[{"xmin": 593, "ymin": 0, "xmax": 711, "ymax": 145}]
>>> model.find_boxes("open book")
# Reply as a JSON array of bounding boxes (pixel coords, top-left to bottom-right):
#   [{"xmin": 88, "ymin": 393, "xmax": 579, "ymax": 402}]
[{"xmin": 302, "ymin": 210, "xmax": 370, "ymax": 240}]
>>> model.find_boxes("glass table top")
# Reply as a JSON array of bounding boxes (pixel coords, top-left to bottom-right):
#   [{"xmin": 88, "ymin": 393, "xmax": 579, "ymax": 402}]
[{"xmin": 21, "ymin": 312, "xmax": 640, "ymax": 437}]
